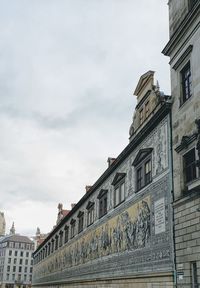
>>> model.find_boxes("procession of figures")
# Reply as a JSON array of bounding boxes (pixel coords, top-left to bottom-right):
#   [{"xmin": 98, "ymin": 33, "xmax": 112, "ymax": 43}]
[{"xmin": 35, "ymin": 200, "xmax": 151, "ymax": 278}]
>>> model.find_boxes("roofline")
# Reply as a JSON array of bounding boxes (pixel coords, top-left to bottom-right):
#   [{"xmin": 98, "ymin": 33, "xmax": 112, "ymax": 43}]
[
  {"xmin": 162, "ymin": 2, "xmax": 200, "ymax": 56},
  {"xmin": 33, "ymin": 101, "xmax": 171, "ymax": 256}
]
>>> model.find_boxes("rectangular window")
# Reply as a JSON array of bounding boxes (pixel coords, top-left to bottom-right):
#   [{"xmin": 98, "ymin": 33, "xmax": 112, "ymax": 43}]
[
  {"xmin": 183, "ymin": 148, "xmax": 196, "ymax": 183},
  {"xmin": 139, "ymin": 109, "xmax": 144, "ymax": 125},
  {"xmin": 99, "ymin": 194, "xmax": 107, "ymax": 218},
  {"xmin": 13, "ymin": 266, "xmax": 16, "ymax": 272},
  {"xmin": 19, "ymin": 266, "xmax": 22, "ymax": 273},
  {"xmin": 59, "ymin": 231, "xmax": 63, "ymax": 247},
  {"xmin": 64, "ymin": 226, "xmax": 69, "ymax": 243},
  {"xmin": 114, "ymin": 181, "xmax": 125, "ymax": 207},
  {"xmin": 55, "ymin": 236, "xmax": 58, "ymax": 250},
  {"xmin": 145, "ymin": 160, "xmax": 152, "ymax": 185},
  {"xmin": 87, "ymin": 205, "xmax": 94, "ymax": 226},
  {"xmin": 145, "ymin": 101, "xmax": 150, "ymax": 118},
  {"xmin": 70, "ymin": 220, "xmax": 76, "ymax": 238},
  {"xmin": 137, "ymin": 167, "xmax": 143, "ymax": 190},
  {"xmin": 19, "ymin": 259, "xmax": 23, "ymax": 265},
  {"xmin": 15, "ymin": 251, "xmax": 17, "ymax": 257},
  {"xmin": 181, "ymin": 61, "xmax": 192, "ymax": 103},
  {"xmin": 9, "ymin": 250, "xmax": 12, "ymax": 256},
  {"xmin": 26, "ymin": 252, "xmax": 29, "ymax": 257},
  {"xmin": 191, "ymin": 262, "xmax": 198, "ymax": 288},
  {"xmin": 20, "ymin": 251, "xmax": 23, "ymax": 257},
  {"xmin": 78, "ymin": 213, "xmax": 84, "ymax": 233}
]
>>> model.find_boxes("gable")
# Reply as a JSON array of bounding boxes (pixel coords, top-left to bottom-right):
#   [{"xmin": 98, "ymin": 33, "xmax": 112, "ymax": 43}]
[
  {"xmin": 132, "ymin": 148, "xmax": 153, "ymax": 166},
  {"xmin": 97, "ymin": 189, "xmax": 108, "ymax": 199},
  {"xmin": 86, "ymin": 201, "xmax": 94, "ymax": 210},
  {"xmin": 111, "ymin": 172, "xmax": 126, "ymax": 186}
]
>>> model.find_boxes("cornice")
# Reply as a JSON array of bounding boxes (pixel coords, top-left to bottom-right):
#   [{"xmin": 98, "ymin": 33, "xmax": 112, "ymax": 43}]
[{"xmin": 162, "ymin": 2, "xmax": 200, "ymax": 56}]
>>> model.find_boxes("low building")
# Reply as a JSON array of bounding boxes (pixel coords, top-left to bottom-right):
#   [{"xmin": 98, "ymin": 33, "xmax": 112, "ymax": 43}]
[
  {"xmin": 0, "ymin": 224, "xmax": 35, "ymax": 288},
  {"xmin": 32, "ymin": 72, "xmax": 174, "ymax": 288}
]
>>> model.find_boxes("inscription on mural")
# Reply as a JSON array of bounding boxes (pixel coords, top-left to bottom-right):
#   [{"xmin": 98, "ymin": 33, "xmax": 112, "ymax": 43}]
[{"xmin": 155, "ymin": 198, "xmax": 165, "ymax": 234}]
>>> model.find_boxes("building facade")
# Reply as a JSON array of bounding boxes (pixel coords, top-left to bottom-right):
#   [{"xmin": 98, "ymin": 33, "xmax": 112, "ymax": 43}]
[
  {"xmin": 0, "ymin": 213, "xmax": 6, "ymax": 237},
  {"xmin": 0, "ymin": 226, "xmax": 35, "ymax": 288},
  {"xmin": 33, "ymin": 72, "xmax": 174, "ymax": 288},
  {"xmin": 163, "ymin": 0, "xmax": 200, "ymax": 287}
]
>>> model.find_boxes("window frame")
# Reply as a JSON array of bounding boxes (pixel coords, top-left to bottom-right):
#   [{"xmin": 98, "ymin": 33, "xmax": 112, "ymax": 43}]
[
  {"xmin": 180, "ymin": 61, "xmax": 192, "ymax": 105},
  {"xmin": 77, "ymin": 211, "xmax": 84, "ymax": 234},
  {"xmin": 70, "ymin": 219, "xmax": 76, "ymax": 239},
  {"xmin": 183, "ymin": 148, "xmax": 197, "ymax": 184},
  {"xmin": 113, "ymin": 179, "xmax": 125, "ymax": 208},
  {"xmin": 132, "ymin": 148, "xmax": 153, "ymax": 192},
  {"xmin": 97, "ymin": 189, "xmax": 108, "ymax": 219},
  {"xmin": 86, "ymin": 201, "xmax": 95, "ymax": 227}
]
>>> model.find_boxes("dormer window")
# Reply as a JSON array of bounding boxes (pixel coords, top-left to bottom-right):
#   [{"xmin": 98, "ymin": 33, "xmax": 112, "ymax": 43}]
[
  {"xmin": 64, "ymin": 225, "xmax": 69, "ymax": 243},
  {"xmin": 111, "ymin": 173, "xmax": 126, "ymax": 207},
  {"xmin": 139, "ymin": 109, "xmax": 144, "ymax": 125},
  {"xmin": 86, "ymin": 201, "xmax": 95, "ymax": 226},
  {"xmin": 77, "ymin": 211, "xmax": 84, "ymax": 233},
  {"xmin": 97, "ymin": 189, "xmax": 108, "ymax": 218},
  {"xmin": 70, "ymin": 219, "xmax": 76, "ymax": 239},
  {"xmin": 145, "ymin": 101, "xmax": 150, "ymax": 118},
  {"xmin": 133, "ymin": 148, "xmax": 153, "ymax": 191}
]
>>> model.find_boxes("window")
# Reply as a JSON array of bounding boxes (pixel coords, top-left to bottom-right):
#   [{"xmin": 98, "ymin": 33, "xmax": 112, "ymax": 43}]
[
  {"xmin": 13, "ymin": 266, "xmax": 16, "ymax": 272},
  {"xmin": 97, "ymin": 189, "xmax": 108, "ymax": 218},
  {"xmin": 78, "ymin": 211, "xmax": 84, "ymax": 233},
  {"xmin": 59, "ymin": 230, "xmax": 63, "ymax": 247},
  {"xmin": 181, "ymin": 61, "xmax": 192, "ymax": 104},
  {"xmin": 139, "ymin": 108, "xmax": 144, "ymax": 125},
  {"xmin": 112, "ymin": 173, "xmax": 126, "ymax": 207},
  {"xmin": 20, "ymin": 251, "xmax": 23, "ymax": 257},
  {"xmin": 51, "ymin": 239, "xmax": 54, "ymax": 253},
  {"xmin": 86, "ymin": 201, "xmax": 95, "ymax": 226},
  {"xmin": 14, "ymin": 258, "xmax": 17, "ymax": 264},
  {"xmin": 55, "ymin": 235, "xmax": 58, "ymax": 250},
  {"xmin": 24, "ymin": 267, "xmax": 27, "ymax": 273},
  {"xmin": 25, "ymin": 259, "xmax": 28, "ymax": 265},
  {"xmin": 64, "ymin": 225, "xmax": 69, "ymax": 243},
  {"xmin": 145, "ymin": 160, "xmax": 152, "ymax": 185},
  {"xmin": 70, "ymin": 219, "xmax": 76, "ymax": 238},
  {"xmin": 26, "ymin": 252, "xmax": 29, "ymax": 257},
  {"xmin": 7, "ymin": 266, "xmax": 10, "ymax": 272},
  {"xmin": 183, "ymin": 148, "xmax": 197, "ymax": 183},
  {"xmin": 191, "ymin": 262, "xmax": 198, "ymax": 288},
  {"xmin": 9, "ymin": 250, "xmax": 12, "ymax": 256},
  {"xmin": 137, "ymin": 167, "xmax": 143, "ymax": 190},
  {"xmin": 8, "ymin": 258, "xmax": 11, "ymax": 264},
  {"xmin": 15, "ymin": 251, "xmax": 17, "ymax": 256},
  {"xmin": 132, "ymin": 148, "xmax": 153, "ymax": 191},
  {"xmin": 145, "ymin": 101, "xmax": 150, "ymax": 118},
  {"xmin": 19, "ymin": 259, "xmax": 23, "ymax": 265}
]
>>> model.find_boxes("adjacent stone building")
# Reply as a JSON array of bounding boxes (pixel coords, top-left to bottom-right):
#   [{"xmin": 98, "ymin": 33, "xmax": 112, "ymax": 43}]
[
  {"xmin": 0, "ymin": 213, "xmax": 6, "ymax": 237},
  {"xmin": 0, "ymin": 224, "xmax": 35, "ymax": 288},
  {"xmin": 32, "ymin": 72, "xmax": 174, "ymax": 288},
  {"xmin": 163, "ymin": 0, "xmax": 200, "ymax": 287}
]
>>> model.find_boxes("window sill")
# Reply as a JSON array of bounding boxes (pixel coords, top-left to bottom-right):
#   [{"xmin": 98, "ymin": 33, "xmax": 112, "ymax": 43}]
[
  {"xmin": 136, "ymin": 180, "xmax": 152, "ymax": 193},
  {"xmin": 179, "ymin": 94, "xmax": 193, "ymax": 110},
  {"xmin": 114, "ymin": 199, "xmax": 125, "ymax": 209},
  {"xmin": 187, "ymin": 177, "xmax": 200, "ymax": 191}
]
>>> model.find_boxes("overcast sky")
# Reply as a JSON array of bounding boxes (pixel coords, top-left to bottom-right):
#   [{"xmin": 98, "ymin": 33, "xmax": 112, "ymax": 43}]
[{"xmin": 0, "ymin": 0, "xmax": 170, "ymax": 237}]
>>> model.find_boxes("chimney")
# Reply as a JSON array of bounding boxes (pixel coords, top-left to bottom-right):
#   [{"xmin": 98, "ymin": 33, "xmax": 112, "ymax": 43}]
[
  {"xmin": 107, "ymin": 157, "xmax": 116, "ymax": 167},
  {"xmin": 71, "ymin": 203, "xmax": 76, "ymax": 209},
  {"xmin": 85, "ymin": 185, "xmax": 92, "ymax": 193}
]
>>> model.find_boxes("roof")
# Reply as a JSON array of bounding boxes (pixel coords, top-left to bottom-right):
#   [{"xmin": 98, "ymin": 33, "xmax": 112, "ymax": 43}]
[{"xmin": 0, "ymin": 234, "xmax": 33, "ymax": 244}]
